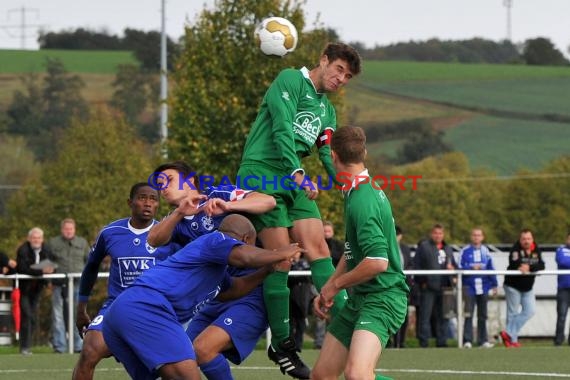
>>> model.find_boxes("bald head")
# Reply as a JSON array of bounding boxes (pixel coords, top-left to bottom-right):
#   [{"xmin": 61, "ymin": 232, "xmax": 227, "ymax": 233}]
[{"xmin": 218, "ymin": 214, "xmax": 257, "ymax": 244}]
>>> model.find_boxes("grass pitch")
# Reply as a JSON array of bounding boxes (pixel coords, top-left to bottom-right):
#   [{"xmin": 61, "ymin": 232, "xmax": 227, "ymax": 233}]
[{"xmin": 0, "ymin": 343, "xmax": 569, "ymax": 379}]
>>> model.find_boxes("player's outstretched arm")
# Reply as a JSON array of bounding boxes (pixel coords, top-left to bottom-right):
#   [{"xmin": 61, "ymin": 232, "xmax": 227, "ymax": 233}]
[
  {"xmin": 227, "ymin": 243, "xmax": 303, "ymax": 268},
  {"xmin": 216, "ymin": 266, "xmax": 272, "ymax": 302}
]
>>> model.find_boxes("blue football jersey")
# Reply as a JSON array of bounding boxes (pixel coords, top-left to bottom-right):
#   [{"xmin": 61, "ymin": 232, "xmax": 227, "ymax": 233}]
[
  {"xmin": 171, "ymin": 185, "xmax": 252, "ymax": 278},
  {"xmin": 171, "ymin": 185, "xmax": 249, "ymax": 244},
  {"xmin": 132, "ymin": 231, "xmax": 243, "ymax": 323},
  {"xmin": 84, "ymin": 218, "xmax": 178, "ymax": 300}
]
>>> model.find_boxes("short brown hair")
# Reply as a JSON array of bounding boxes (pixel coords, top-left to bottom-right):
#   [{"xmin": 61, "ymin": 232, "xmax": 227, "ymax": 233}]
[
  {"xmin": 322, "ymin": 43, "xmax": 361, "ymax": 75},
  {"xmin": 331, "ymin": 126, "xmax": 366, "ymax": 164}
]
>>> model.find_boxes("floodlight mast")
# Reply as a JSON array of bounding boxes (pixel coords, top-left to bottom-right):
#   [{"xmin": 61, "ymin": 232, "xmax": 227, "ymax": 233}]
[
  {"xmin": 503, "ymin": 0, "xmax": 513, "ymax": 41},
  {"xmin": 160, "ymin": 0, "xmax": 168, "ymax": 158}
]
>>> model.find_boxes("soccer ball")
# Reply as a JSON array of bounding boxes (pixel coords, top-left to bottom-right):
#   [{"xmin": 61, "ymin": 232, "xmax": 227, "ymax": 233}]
[{"xmin": 254, "ymin": 17, "xmax": 298, "ymax": 57}]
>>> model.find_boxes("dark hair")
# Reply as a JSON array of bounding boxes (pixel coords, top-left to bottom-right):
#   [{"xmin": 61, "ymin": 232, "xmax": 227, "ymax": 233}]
[
  {"xmin": 153, "ymin": 161, "xmax": 200, "ymax": 191},
  {"xmin": 323, "ymin": 220, "xmax": 334, "ymax": 227},
  {"xmin": 331, "ymin": 126, "xmax": 366, "ymax": 164},
  {"xmin": 322, "ymin": 42, "xmax": 361, "ymax": 75},
  {"xmin": 129, "ymin": 182, "xmax": 158, "ymax": 200},
  {"xmin": 395, "ymin": 225, "xmax": 403, "ymax": 235},
  {"xmin": 432, "ymin": 223, "xmax": 444, "ymax": 231}
]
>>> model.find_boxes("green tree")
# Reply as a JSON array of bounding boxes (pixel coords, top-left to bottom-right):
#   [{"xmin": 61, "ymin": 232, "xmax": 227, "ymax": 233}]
[
  {"xmin": 499, "ymin": 156, "xmax": 570, "ymax": 242},
  {"xmin": 6, "ymin": 58, "xmax": 89, "ymax": 160},
  {"xmin": 168, "ymin": 0, "xmax": 340, "ymax": 179},
  {"xmin": 522, "ymin": 37, "xmax": 569, "ymax": 66},
  {"xmin": 0, "ymin": 135, "xmax": 39, "ymax": 217},
  {"xmin": 396, "ymin": 127, "xmax": 453, "ymax": 164},
  {"xmin": 0, "ymin": 107, "xmax": 155, "ymax": 251},
  {"xmin": 110, "ymin": 64, "xmax": 160, "ymax": 143}
]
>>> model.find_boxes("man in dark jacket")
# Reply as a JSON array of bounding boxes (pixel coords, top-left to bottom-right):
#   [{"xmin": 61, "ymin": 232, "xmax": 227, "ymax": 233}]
[
  {"xmin": 501, "ymin": 228, "xmax": 544, "ymax": 348},
  {"xmin": 16, "ymin": 227, "xmax": 56, "ymax": 355},
  {"xmin": 389, "ymin": 225, "xmax": 413, "ymax": 348},
  {"xmin": 414, "ymin": 223, "xmax": 457, "ymax": 348},
  {"xmin": 0, "ymin": 251, "xmax": 16, "ymax": 275}
]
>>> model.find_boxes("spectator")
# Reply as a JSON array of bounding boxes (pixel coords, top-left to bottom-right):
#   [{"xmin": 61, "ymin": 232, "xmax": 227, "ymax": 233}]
[
  {"xmin": 554, "ymin": 232, "xmax": 570, "ymax": 346},
  {"xmin": 0, "ymin": 251, "xmax": 16, "ymax": 275},
  {"xmin": 313, "ymin": 221, "xmax": 345, "ymax": 349},
  {"xmin": 288, "ymin": 252, "xmax": 314, "ymax": 352},
  {"xmin": 16, "ymin": 227, "xmax": 56, "ymax": 355},
  {"xmin": 48, "ymin": 218, "xmax": 90, "ymax": 353},
  {"xmin": 389, "ymin": 225, "xmax": 413, "ymax": 348},
  {"xmin": 501, "ymin": 228, "xmax": 544, "ymax": 348},
  {"xmin": 323, "ymin": 221, "xmax": 344, "ymax": 267},
  {"xmin": 414, "ymin": 223, "xmax": 457, "ymax": 348},
  {"xmin": 460, "ymin": 228, "xmax": 497, "ymax": 348}
]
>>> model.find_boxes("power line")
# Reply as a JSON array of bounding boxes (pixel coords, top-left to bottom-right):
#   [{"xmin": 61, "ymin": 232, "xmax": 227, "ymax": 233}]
[{"xmin": 1, "ymin": 6, "xmax": 43, "ymax": 49}]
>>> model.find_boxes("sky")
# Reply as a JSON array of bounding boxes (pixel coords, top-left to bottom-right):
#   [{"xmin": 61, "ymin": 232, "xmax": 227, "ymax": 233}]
[{"xmin": 0, "ymin": 0, "xmax": 568, "ymax": 56}]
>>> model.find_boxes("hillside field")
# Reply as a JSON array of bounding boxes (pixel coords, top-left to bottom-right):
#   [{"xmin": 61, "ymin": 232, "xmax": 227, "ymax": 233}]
[{"xmin": 2, "ymin": 49, "xmax": 569, "ymax": 175}]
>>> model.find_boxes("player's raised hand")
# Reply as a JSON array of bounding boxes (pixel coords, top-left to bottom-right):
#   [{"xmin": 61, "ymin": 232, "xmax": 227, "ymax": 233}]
[
  {"xmin": 177, "ymin": 194, "xmax": 207, "ymax": 216},
  {"xmin": 203, "ymin": 198, "xmax": 232, "ymax": 216}
]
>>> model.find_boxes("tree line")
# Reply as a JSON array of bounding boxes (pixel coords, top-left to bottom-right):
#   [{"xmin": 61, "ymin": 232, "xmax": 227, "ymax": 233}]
[
  {"xmin": 40, "ymin": 27, "xmax": 569, "ymax": 66},
  {"xmin": 353, "ymin": 37, "xmax": 569, "ymax": 66}
]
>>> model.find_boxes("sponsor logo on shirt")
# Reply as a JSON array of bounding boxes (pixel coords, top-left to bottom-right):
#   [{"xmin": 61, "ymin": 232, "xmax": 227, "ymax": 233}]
[
  {"xmin": 118, "ymin": 257, "xmax": 157, "ymax": 287},
  {"xmin": 293, "ymin": 111, "xmax": 321, "ymax": 144}
]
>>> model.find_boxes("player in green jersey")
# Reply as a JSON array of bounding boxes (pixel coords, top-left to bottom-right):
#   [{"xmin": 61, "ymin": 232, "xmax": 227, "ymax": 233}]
[
  {"xmin": 238, "ymin": 43, "xmax": 361, "ymax": 379},
  {"xmin": 312, "ymin": 126, "xmax": 409, "ymax": 380}
]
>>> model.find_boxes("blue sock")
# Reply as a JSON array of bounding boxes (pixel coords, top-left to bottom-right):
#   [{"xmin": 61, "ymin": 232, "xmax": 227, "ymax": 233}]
[{"xmin": 200, "ymin": 354, "xmax": 233, "ymax": 380}]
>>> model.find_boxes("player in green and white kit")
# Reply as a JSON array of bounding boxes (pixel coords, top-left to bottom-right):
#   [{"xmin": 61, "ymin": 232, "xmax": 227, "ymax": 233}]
[
  {"xmin": 312, "ymin": 126, "xmax": 409, "ymax": 380},
  {"xmin": 238, "ymin": 43, "xmax": 361, "ymax": 379}
]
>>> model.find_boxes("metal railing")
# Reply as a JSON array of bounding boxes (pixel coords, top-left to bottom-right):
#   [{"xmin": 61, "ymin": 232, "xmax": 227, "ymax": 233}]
[{"xmin": 2, "ymin": 269, "xmax": 570, "ymax": 352}]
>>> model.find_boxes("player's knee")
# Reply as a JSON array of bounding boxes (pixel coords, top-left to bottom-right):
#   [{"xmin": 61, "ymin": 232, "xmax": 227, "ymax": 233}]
[
  {"xmin": 193, "ymin": 337, "xmax": 215, "ymax": 364},
  {"xmin": 305, "ymin": 239, "xmax": 330, "ymax": 262},
  {"xmin": 344, "ymin": 362, "xmax": 371, "ymax": 380}
]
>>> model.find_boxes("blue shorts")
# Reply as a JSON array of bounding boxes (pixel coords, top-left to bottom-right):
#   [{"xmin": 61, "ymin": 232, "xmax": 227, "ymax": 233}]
[
  {"xmin": 87, "ymin": 299, "xmax": 113, "ymax": 332},
  {"xmin": 186, "ymin": 291, "xmax": 267, "ymax": 364},
  {"xmin": 102, "ymin": 287, "xmax": 195, "ymax": 380}
]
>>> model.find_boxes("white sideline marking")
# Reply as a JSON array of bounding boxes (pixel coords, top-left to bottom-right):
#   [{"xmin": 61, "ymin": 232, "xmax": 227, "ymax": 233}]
[
  {"xmin": 230, "ymin": 366, "xmax": 570, "ymax": 378},
  {"xmin": 379, "ymin": 369, "xmax": 570, "ymax": 378}
]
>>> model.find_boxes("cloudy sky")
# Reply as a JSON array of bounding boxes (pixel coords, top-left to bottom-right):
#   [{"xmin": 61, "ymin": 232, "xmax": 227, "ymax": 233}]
[{"xmin": 0, "ymin": 0, "xmax": 568, "ymax": 56}]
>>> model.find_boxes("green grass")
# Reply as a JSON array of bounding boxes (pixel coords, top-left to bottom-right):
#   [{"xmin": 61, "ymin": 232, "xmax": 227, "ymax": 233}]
[
  {"xmin": 0, "ymin": 49, "xmax": 137, "ymax": 74},
  {"xmin": 1, "ymin": 343, "xmax": 568, "ymax": 379},
  {"xmin": 360, "ymin": 60, "xmax": 570, "ymax": 83},
  {"xmin": 364, "ymin": 78, "xmax": 570, "ymax": 117},
  {"xmin": 357, "ymin": 61, "xmax": 570, "ymax": 118},
  {"xmin": 445, "ymin": 115, "xmax": 570, "ymax": 174}
]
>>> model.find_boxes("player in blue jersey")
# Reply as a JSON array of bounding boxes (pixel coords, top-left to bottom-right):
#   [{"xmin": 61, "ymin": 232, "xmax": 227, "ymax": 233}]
[
  {"xmin": 72, "ymin": 183, "xmax": 178, "ymax": 380},
  {"xmin": 148, "ymin": 161, "xmax": 276, "ymax": 379},
  {"xmin": 102, "ymin": 214, "xmax": 303, "ymax": 380},
  {"xmin": 147, "ymin": 161, "xmax": 276, "ymax": 247}
]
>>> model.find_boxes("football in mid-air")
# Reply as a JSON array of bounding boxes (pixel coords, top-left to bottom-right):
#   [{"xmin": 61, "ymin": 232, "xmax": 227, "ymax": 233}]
[{"xmin": 254, "ymin": 17, "xmax": 298, "ymax": 57}]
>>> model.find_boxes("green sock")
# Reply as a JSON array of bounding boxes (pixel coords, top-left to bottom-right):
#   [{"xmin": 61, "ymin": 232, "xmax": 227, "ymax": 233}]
[
  {"xmin": 263, "ymin": 271, "xmax": 290, "ymax": 348},
  {"xmin": 375, "ymin": 374, "xmax": 393, "ymax": 380},
  {"xmin": 310, "ymin": 257, "xmax": 347, "ymax": 317}
]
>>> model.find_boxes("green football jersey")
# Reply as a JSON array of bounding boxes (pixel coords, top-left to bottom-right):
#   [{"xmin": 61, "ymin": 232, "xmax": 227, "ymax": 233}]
[
  {"xmin": 240, "ymin": 67, "xmax": 337, "ymax": 179},
  {"xmin": 343, "ymin": 170, "xmax": 409, "ymax": 295}
]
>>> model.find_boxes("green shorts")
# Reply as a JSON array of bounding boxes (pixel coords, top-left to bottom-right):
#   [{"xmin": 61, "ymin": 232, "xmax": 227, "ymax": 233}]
[
  {"xmin": 237, "ymin": 164, "xmax": 321, "ymax": 232},
  {"xmin": 328, "ymin": 289, "xmax": 408, "ymax": 349}
]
